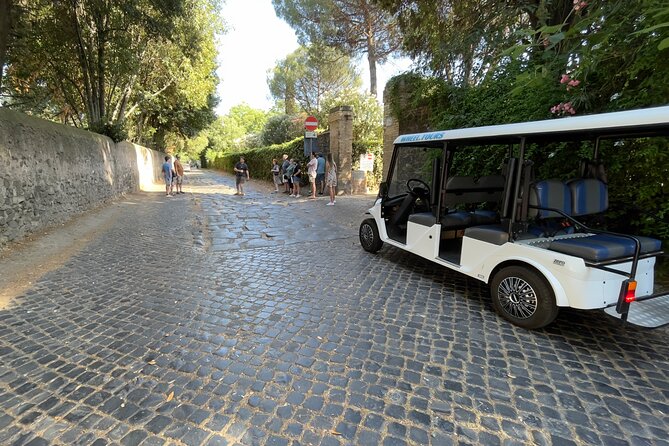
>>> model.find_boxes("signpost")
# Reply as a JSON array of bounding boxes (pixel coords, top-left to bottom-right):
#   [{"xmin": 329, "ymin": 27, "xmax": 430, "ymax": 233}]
[
  {"xmin": 304, "ymin": 116, "xmax": 318, "ymax": 156},
  {"xmin": 359, "ymin": 152, "xmax": 375, "ymax": 172}
]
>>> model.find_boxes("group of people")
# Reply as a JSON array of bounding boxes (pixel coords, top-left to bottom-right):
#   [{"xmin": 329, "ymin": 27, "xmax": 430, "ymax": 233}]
[
  {"xmin": 162, "ymin": 153, "xmax": 337, "ymax": 203},
  {"xmin": 271, "ymin": 152, "xmax": 337, "ymax": 205},
  {"xmin": 161, "ymin": 155, "xmax": 185, "ymax": 197}
]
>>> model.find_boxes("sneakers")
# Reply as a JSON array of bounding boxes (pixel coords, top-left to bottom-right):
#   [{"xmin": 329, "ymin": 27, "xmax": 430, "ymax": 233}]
[
  {"xmin": 326, "ymin": 202, "xmax": 334, "ymax": 206},
  {"xmin": 166, "ymin": 194, "xmax": 173, "ymax": 198}
]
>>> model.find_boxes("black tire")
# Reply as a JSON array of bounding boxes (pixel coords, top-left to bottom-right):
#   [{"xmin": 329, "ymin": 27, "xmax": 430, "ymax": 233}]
[
  {"xmin": 359, "ymin": 218, "xmax": 384, "ymax": 253},
  {"xmin": 490, "ymin": 266, "xmax": 558, "ymax": 329}
]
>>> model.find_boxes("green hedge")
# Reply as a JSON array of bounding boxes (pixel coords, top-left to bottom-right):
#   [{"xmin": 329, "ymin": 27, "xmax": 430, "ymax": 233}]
[
  {"xmin": 211, "ymin": 136, "xmax": 385, "ymax": 193},
  {"xmin": 209, "ymin": 137, "xmax": 308, "ymax": 183}
]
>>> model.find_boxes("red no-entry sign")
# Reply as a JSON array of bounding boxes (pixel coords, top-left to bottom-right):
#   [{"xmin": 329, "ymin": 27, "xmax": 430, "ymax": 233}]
[{"xmin": 305, "ymin": 116, "xmax": 318, "ymax": 131}]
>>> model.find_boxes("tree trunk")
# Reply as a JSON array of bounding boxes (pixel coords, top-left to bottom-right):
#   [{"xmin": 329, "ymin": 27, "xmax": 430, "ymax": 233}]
[
  {"xmin": 366, "ymin": 33, "xmax": 378, "ymax": 96},
  {"xmin": 71, "ymin": 2, "xmax": 97, "ymax": 123},
  {"xmin": 0, "ymin": 0, "xmax": 12, "ymax": 94},
  {"xmin": 97, "ymin": 26, "xmax": 106, "ymax": 121},
  {"xmin": 285, "ymin": 81, "xmax": 296, "ymax": 114}
]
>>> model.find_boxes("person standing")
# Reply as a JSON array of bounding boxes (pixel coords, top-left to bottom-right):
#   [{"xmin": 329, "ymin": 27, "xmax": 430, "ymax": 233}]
[
  {"xmin": 325, "ymin": 153, "xmax": 337, "ymax": 205},
  {"xmin": 162, "ymin": 156, "xmax": 174, "ymax": 197},
  {"xmin": 291, "ymin": 159, "xmax": 302, "ymax": 197},
  {"xmin": 307, "ymin": 152, "xmax": 318, "ymax": 199},
  {"xmin": 316, "ymin": 152, "xmax": 326, "ymax": 195},
  {"xmin": 271, "ymin": 158, "xmax": 281, "ymax": 193},
  {"xmin": 174, "ymin": 155, "xmax": 185, "ymax": 194},
  {"xmin": 234, "ymin": 156, "xmax": 250, "ymax": 196},
  {"xmin": 281, "ymin": 154, "xmax": 291, "ymax": 194}
]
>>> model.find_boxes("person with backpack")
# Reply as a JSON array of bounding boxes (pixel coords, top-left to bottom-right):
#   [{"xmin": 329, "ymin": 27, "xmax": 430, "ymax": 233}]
[
  {"xmin": 285, "ymin": 159, "xmax": 296, "ymax": 196},
  {"xmin": 281, "ymin": 154, "xmax": 291, "ymax": 194}
]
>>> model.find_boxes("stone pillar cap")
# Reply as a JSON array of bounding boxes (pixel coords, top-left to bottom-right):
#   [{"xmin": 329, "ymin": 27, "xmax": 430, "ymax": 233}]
[{"xmin": 329, "ymin": 105, "xmax": 353, "ymax": 113}]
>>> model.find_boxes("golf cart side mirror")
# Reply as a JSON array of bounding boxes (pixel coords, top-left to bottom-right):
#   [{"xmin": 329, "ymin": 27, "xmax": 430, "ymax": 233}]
[{"xmin": 378, "ymin": 182, "xmax": 388, "ymax": 198}]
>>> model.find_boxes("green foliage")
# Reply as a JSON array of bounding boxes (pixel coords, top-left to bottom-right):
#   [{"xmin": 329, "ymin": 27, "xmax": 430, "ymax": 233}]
[
  {"xmin": 205, "ymin": 103, "xmax": 270, "ymax": 153},
  {"xmin": 319, "ymin": 88, "xmax": 382, "ymax": 141},
  {"xmin": 261, "ymin": 114, "xmax": 305, "ymax": 146},
  {"xmin": 272, "ymin": 0, "xmax": 400, "ymax": 95},
  {"xmin": 268, "ymin": 45, "xmax": 361, "ymax": 114},
  {"xmin": 88, "ymin": 121, "xmax": 129, "ymax": 143},
  {"xmin": 209, "ymin": 137, "xmax": 306, "ymax": 183},
  {"xmin": 3, "ymin": 0, "xmax": 221, "ymax": 150},
  {"xmin": 381, "ymin": 0, "xmax": 669, "ymax": 239},
  {"xmin": 353, "ymin": 138, "xmax": 383, "ymax": 189}
]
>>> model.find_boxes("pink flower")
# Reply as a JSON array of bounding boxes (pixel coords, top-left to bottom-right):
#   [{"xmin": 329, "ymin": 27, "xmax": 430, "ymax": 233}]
[
  {"xmin": 568, "ymin": 79, "xmax": 580, "ymax": 87},
  {"xmin": 551, "ymin": 102, "xmax": 577, "ymax": 116},
  {"xmin": 574, "ymin": 0, "xmax": 587, "ymax": 11},
  {"xmin": 560, "ymin": 74, "xmax": 570, "ymax": 84}
]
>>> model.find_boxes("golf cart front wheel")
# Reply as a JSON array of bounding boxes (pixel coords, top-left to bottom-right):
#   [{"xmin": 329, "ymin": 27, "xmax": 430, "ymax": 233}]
[{"xmin": 359, "ymin": 218, "xmax": 384, "ymax": 253}]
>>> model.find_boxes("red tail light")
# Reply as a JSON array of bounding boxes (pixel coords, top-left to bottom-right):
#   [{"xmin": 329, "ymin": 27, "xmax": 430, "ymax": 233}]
[{"xmin": 624, "ymin": 280, "xmax": 637, "ymax": 303}]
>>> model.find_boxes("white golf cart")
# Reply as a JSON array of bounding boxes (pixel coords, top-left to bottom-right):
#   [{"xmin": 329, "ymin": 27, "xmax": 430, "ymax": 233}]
[{"xmin": 359, "ymin": 106, "xmax": 669, "ymax": 329}]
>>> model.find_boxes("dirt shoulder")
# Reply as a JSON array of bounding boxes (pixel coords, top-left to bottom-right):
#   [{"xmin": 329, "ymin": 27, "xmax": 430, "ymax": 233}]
[{"xmin": 0, "ymin": 194, "xmax": 145, "ymax": 310}]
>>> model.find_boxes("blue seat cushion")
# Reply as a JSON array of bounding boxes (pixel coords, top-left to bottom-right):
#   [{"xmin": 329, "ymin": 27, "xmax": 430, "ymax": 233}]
[
  {"xmin": 529, "ymin": 180, "xmax": 572, "ymax": 219},
  {"xmin": 549, "ymin": 233, "xmax": 662, "ymax": 262},
  {"xmin": 441, "ymin": 211, "xmax": 472, "ymax": 229},
  {"xmin": 470, "ymin": 210, "xmax": 498, "ymax": 225},
  {"xmin": 568, "ymin": 178, "xmax": 608, "ymax": 216}
]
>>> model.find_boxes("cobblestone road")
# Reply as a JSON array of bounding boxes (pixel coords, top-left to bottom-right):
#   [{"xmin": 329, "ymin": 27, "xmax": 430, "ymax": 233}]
[{"xmin": 1, "ymin": 169, "xmax": 668, "ymax": 446}]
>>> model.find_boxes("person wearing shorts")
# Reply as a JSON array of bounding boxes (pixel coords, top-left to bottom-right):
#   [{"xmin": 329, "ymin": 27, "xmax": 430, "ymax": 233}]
[
  {"xmin": 234, "ymin": 156, "xmax": 250, "ymax": 195},
  {"xmin": 174, "ymin": 155, "xmax": 185, "ymax": 194},
  {"xmin": 281, "ymin": 154, "xmax": 291, "ymax": 193},
  {"xmin": 291, "ymin": 160, "xmax": 301, "ymax": 197},
  {"xmin": 271, "ymin": 158, "xmax": 281, "ymax": 193},
  {"xmin": 162, "ymin": 155, "xmax": 174, "ymax": 197},
  {"xmin": 316, "ymin": 152, "xmax": 326, "ymax": 194}
]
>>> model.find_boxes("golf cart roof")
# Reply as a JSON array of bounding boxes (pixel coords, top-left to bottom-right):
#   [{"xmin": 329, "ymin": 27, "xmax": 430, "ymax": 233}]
[{"xmin": 394, "ymin": 105, "xmax": 669, "ymax": 146}]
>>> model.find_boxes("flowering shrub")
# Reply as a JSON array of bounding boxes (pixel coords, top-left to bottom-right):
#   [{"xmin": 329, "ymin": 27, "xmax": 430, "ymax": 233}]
[{"xmin": 551, "ymin": 73, "xmax": 581, "ymax": 116}]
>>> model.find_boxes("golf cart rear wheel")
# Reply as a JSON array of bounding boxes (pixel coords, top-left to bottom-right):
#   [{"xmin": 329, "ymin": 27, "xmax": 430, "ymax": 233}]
[
  {"xmin": 360, "ymin": 218, "xmax": 384, "ymax": 253},
  {"xmin": 490, "ymin": 266, "xmax": 558, "ymax": 329}
]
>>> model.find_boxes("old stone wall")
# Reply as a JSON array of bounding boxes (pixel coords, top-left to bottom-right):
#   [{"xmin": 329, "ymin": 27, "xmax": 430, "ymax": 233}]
[
  {"xmin": 382, "ymin": 78, "xmax": 432, "ymax": 177},
  {"xmin": 0, "ymin": 109, "xmax": 164, "ymax": 248}
]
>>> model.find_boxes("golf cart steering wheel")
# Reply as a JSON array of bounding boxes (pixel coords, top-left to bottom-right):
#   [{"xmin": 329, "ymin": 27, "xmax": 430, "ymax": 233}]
[{"xmin": 406, "ymin": 178, "xmax": 431, "ymax": 199}]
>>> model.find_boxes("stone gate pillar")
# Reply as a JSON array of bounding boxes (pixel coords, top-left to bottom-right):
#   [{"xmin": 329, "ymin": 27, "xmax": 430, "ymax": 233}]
[{"xmin": 328, "ymin": 105, "xmax": 354, "ymax": 194}]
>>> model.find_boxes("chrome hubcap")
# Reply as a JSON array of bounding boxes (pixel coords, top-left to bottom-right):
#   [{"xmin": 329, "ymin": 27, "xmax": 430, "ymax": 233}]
[
  {"xmin": 361, "ymin": 224, "xmax": 374, "ymax": 247},
  {"xmin": 498, "ymin": 276, "xmax": 537, "ymax": 319}
]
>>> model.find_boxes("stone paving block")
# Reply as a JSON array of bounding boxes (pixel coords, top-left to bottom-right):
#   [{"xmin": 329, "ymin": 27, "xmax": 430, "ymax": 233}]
[{"xmin": 1, "ymin": 170, "xmax": 669, "ymax": 446}]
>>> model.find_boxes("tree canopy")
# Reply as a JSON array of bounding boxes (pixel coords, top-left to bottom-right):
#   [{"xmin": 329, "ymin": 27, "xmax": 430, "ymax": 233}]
[
  {"xmin": 1, "ymin": 0, "xmax": 221, "ymax": 150},
  {"xmin": 268, "ymin": 45, "xmax": 362, "ymax": 115},
  {"xmin": 272, "ymin": 0, "xmax": 400, "ymax": 96}
]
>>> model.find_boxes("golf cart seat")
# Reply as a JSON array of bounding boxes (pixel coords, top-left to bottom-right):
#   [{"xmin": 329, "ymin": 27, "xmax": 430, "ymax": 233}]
[{"xmin": 530, "ymin": 179, "xmax": 662, "ymax": 263}]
